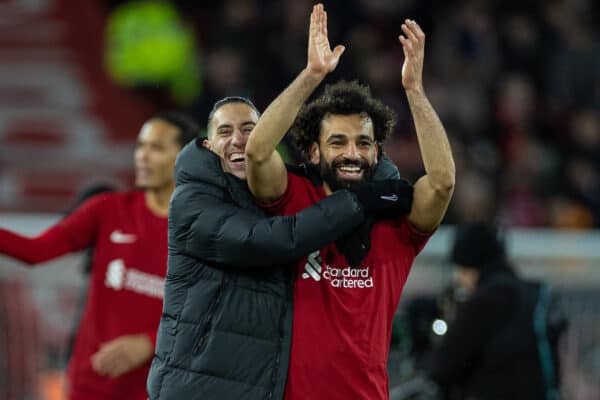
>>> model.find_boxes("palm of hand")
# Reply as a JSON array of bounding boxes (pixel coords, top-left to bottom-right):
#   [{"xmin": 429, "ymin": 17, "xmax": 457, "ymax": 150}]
[
  {"xmin": 308, "ymin": 35, "xmax": 337, "ymax": 74},
  {"xmin": 306, "ymin": 4, "xmax": 344, "ymax": 76},
  {"xmin": 399, "ymin": 19, "xmax": 425, "ymax": 92}
]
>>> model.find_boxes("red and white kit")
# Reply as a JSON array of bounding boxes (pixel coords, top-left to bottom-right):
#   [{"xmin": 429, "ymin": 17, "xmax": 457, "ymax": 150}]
[
  {"xmin": 263, "ymin": 172, "xmax": 431, "ymax": 400},
  {"xmin": 0, "ymin": 191, "xmax": 167, "ymax": 400}
]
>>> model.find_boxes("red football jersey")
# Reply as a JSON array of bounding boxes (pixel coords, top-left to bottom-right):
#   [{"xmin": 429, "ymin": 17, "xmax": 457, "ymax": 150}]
[
  {"xmin": 262, "ymin": 172, "xmax": 431, "ymax": 400},
  {"xmin": 0, "ymin": 191, "xmax": 167, "ymax": 400}
]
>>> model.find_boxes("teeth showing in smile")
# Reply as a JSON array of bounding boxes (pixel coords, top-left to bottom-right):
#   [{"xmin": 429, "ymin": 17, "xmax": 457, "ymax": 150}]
[
  {"xmin": 339, "ymin": 166, "xmax": 361, "ymax": 173},
  {"xmin": 229, "ymin": 153, "xmax": 245, "ymax": 162}
]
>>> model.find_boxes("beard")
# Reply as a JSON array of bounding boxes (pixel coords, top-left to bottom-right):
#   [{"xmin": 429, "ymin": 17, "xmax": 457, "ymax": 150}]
[{"xmin": 319, "ymin": 155, "xmax": 375, "ymax": 191}]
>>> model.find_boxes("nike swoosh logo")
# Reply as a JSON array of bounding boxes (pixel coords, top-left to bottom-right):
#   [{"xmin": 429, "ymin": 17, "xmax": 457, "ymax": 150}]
[
  {"xmin": 380, "ymin": 194, "xmax": 398, "ymax": 201},
  {"xmin": 110, "ymin": 230, "xmax": 137, "ymax": 244}
]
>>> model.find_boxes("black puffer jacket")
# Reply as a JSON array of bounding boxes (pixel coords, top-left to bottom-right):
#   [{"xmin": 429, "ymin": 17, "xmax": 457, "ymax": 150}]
[{"xmin": 147, "ymin": 140, "xmax": 375, "ymax": 400}]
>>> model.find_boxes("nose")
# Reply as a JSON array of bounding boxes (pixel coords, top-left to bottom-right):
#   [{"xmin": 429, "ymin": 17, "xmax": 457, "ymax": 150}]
[
  {"xmin": 343, "ymin": 143, "xmax": 360, "ymax": 160},
  {"xmin": 231, "ymin": 128, "xmax": 247, "ymax": 148},
  {"xmin": 135, "ymin": 145, "xmax": 149, "ymax": 163}
]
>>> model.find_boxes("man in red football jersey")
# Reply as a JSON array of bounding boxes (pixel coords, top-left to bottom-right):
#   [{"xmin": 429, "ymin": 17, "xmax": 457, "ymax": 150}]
[
  {"xmin": 0, "ymin": 111, "xmax": 199, "ymax": 400},
  {"xmin": 245, "ymin": 4, "xmax": 455, "ymax": 399}
]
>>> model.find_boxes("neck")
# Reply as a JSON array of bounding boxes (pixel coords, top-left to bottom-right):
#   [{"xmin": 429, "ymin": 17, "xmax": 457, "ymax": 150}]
[
  {"xmin": 323, "ymin": 182, "xmax": 333, "ymax": 196},
  {"xmin": 144, "ymin": 183, "xmax": 174, "ymax": 217}
]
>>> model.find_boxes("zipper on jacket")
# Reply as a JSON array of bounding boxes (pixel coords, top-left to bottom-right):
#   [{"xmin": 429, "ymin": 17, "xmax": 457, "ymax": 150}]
[{"xmin": 192, "ymin": 281, "xmax": 226, "ymax": 354}]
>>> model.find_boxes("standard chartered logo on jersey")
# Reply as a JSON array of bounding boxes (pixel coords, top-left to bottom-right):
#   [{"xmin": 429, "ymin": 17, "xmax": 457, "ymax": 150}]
[
  {"xmin": 105, "ymin": 259, "xmax": 164, "ymax": 298},
  {"xmin": 302, "ymin": 250, "xmax": 373, "ymax": 288}
]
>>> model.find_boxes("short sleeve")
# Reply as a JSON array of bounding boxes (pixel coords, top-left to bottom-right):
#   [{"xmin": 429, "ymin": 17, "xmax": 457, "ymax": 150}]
[
  {"xmin": 402, "ymin": 219, "xmax": 434, "ymax": 255},
  {"xmin": 257, "ymin": 172, "xmax": 320, "ymax": 216}
]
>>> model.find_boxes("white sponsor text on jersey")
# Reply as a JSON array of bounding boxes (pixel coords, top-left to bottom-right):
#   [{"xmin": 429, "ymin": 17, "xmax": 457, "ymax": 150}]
[
  {"xmin": 302, "ymin": 250, "xmax": 374, "ymax": 288},
  {"xmin": 110, "ymin": 230, "xmax": 137, "ymax": 244},
  {"xmin": 105, "ymin": 259, "xmax": 164, "ymax": 298}
]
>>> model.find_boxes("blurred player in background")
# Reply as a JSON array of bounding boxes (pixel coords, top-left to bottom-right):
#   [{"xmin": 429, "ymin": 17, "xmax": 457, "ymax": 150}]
[
  {"xmin": 0, "ymin": 111, "xmax": 198, "ymax": 400},
  {"xmin": 63, "ymin": 182, "xmax": 117, "ymax": 361}
]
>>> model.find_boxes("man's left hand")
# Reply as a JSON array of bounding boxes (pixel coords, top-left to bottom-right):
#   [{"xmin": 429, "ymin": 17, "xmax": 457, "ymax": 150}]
[
  {"xmin": 399, "ymin": 19, "xmax": 425, "ymax": 93},
  {"xmin": 91, "ymin": 334, "xmax": 154, "ymax": 378}
]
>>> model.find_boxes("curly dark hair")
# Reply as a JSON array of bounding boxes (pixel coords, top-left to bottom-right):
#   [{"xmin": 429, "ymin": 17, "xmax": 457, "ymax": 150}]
[{"xmin": 290, "ymin": 80, "xmax": 397, "ymax": 156}]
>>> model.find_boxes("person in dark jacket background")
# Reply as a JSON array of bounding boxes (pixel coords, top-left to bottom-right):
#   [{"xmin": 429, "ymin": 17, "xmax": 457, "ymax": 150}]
[
  {"xmin": 147, "ymin": 96, "xmax": 413, "ymax": 400},
  {"xmin": 427, "ymin": 222, "xmax": 566, "ymax": 400}
]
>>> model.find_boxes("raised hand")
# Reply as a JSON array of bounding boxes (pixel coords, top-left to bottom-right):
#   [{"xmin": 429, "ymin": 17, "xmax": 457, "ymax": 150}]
[
  {"xmin": 399, "ymin": 19, "xmax": 425, "ymax": 93},
  {"xmin": 306, "ymin": 3, "xmax": 345, "ymax": 77}
]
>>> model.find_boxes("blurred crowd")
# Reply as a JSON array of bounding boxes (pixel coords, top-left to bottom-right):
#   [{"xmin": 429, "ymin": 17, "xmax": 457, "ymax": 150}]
[{"xmin": 102, "ymin": 0, "xmax": 600, "ymax": 229}]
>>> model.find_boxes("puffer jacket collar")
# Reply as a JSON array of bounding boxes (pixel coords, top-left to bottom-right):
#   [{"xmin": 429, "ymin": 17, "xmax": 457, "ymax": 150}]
[{"xmin": 175, "ymin": 138, "xmax": 260, "ymax": 213}]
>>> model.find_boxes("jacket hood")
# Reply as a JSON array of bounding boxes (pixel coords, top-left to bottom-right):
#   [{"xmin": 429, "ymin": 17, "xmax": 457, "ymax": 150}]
[{"xmin": 174, "ymin": 138, "xmax": 229, "ymax": 189}]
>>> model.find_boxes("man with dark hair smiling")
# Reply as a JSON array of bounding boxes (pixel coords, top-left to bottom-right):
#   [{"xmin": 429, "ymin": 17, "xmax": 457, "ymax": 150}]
[
  {"xmin": 290, "ymin": 79, "xmax": 397, "ymax": 191},
  {"xmin": 146, "ymin": 96, "xmax": 413, "ymax": 399},
  {"xmin": 244, "ymin": 4, "xmax": 455, "ymax": 399},
  {"xmin": 204, "ymin": 96, "xmax": 261, "ymax": 179}
]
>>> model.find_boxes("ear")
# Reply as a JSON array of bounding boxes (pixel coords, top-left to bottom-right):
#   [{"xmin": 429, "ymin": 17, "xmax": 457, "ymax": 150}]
[
  {"xmin": 374, "ymin": 142, "xmax": 379, "ymax": 164},
  {"xmin": 202, "ymin": 139, "xmax": 212, "ymax": 150},
  {"xmin": 309, "ymin": 142, "xmax": 320, "ymax": 165}
]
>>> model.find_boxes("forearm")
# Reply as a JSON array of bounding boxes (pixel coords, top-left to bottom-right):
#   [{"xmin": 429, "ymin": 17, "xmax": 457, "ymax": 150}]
[
  {"xmin": 182, "ymin": 190, "xmax": 365, "ymax": 268},
  {"xmin": 0, "ymin": 228, "xmax": 74, "ymax": 265},
  {"xmin": 245, "ymin": 68, "xmax": 326, "ymax": 201},
  {"xmin": 245, "ymin": 68, "xmax": 324, "ymax": 163},
  {"xmin": 406, "ymin": 88, "xmax": 455, "ymax": 192}
]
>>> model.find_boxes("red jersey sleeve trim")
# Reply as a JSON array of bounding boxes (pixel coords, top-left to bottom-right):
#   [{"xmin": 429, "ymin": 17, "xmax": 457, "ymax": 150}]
[
  {"xmin": 406, "ymin": 219, "xmax": 437, "ymax": 238},
  {"xmin": 403, "ymin": 218, "xmax": 436, "ymax": 255}
]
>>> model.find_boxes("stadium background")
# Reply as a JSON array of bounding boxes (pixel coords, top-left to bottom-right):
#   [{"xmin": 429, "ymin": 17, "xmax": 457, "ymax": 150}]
[{"xmin": 0, "ymin": 0, "xmax": 598, "ymax": 398}]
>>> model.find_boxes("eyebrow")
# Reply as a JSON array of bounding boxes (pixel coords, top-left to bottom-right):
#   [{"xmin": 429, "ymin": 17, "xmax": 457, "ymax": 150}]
[
  {"xmin": 326, "ymin": 133, "xmax": 374, "ymax": 142},
  {"xmin": 326, "ymin": 133, "xmax": 348, "ymax": 142},
  {"xmin": 216, "ymin": 121, "xmax": 256, "ymax": 130}
]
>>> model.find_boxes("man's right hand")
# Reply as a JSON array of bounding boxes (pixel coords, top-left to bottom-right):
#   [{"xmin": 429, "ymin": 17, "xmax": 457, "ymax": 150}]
[
  {"xmin": 348, "ymin": 180, "xmax": 414, "ymax": 217},
  {"xmin": 91, "ymin": 334, "xmax": 154, "ymax": 378},
  {"xmin": 306, "ymin": 3, "xmax": 345, "ymax": 78},
  {"xmin": 245, "ymin": 3, "xmax": 344, "ymax": 203}
]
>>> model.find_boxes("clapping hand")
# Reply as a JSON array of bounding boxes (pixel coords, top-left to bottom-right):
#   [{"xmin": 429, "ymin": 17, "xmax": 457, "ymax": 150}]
[
  {"xmin": 306, "ymin": 3, "xmax": 345, "ymax": 78},
  {"xmin": 399, "ymin": 19, "xmax": 425, "ymax": 93}
]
